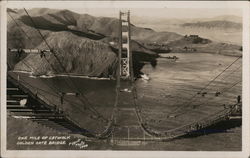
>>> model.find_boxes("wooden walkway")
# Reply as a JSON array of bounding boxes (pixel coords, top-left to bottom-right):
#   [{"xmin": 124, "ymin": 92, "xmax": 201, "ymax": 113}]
[{"xmin": 7, "ymin": 75, "xmax": 95, "ymax": 138}]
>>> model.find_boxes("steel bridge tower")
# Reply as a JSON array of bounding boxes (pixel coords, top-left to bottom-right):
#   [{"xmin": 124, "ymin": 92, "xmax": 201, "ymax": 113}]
[{"xmin": 118, "ymin": 11, "xmax": 132, "ymax": 79}]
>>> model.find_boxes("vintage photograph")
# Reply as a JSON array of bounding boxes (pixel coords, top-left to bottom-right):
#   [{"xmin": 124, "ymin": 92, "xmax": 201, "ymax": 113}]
[{"xmin": 2, "ymin": 1, "xmax": 248, "ymax": 155}]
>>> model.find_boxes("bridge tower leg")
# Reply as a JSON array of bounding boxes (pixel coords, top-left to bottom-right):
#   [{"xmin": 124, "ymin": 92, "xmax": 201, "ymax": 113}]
[
  {"xmin": 119, "ymin": 11, "xmax": 132, "ymax": 80},
  {"xmin": 113, "ymin": 10, "xmax": 134, "ymax": 145}
]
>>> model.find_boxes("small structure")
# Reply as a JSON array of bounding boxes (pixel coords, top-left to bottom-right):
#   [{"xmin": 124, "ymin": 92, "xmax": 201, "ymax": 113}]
[
  {"xmin": 183, "ymin": 46, "xmax": 197, "ymax": 52},
  {"xmin": 189, "ymin": 35, "xmax": 199, "ymax": 39},
  {"xmin": 9, "ymin": 48, "xmax": 51, "ymax": 58}
]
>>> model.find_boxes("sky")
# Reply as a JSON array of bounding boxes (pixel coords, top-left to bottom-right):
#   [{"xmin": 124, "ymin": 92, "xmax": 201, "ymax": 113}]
[
  {"xmin": 8, "ymin": 1, "xmax": 243, "ymax": 20},
  {"xmin": 69, "ymin": 8, "xmax": 242, "ymax": 19}
]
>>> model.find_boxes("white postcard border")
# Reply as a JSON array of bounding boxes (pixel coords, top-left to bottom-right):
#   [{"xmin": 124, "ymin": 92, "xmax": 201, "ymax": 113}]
[{"xmin": 1, "ymin": 1, "xmax": 249, "ymax": 158}]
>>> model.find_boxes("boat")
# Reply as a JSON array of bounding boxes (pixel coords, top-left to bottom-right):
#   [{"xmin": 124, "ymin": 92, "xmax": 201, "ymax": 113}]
[{"xmin": 140, "ymin": 74, "xmax": 150, "ymax": 81}]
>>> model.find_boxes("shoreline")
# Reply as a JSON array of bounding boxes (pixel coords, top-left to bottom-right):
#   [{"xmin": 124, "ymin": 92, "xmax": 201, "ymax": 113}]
[{"xmin": 10, "ymin": 70, "xmax": 112, "ymax": 80}]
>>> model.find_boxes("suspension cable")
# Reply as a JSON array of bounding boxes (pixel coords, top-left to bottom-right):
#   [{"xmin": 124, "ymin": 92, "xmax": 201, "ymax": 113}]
[
  {"xmin": 168, "ymin": 56, "xmax": 242, "ymax": 115},
  {"xmin": 174, "ymin": 80, "xmax": 242, "ymax": 117},
  {"xmin": 23, "ymin": 8, "xmax": 106, "ymax": 121},
  {"xmin": 7, "ymin": 12, "xmax": 35, "ymax": 46},
  {"xmin": 7, "ymin": 11, "xmax": 65, "ymax": 96},
  {"xmin": 8, "ymin": 8, "xmax": 119, "ymax": 138}
]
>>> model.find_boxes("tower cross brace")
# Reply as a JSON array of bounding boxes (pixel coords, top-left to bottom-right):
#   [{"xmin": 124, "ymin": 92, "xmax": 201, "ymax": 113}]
[{"xmin": 119, "ymin": 11, "xmax": 132, "ymax": 79}]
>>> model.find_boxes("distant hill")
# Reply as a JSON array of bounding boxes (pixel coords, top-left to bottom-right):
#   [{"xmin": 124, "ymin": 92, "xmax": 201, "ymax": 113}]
[
  {"xmin": 133, "ymin": 15, "xmax": 242, "ymax": 28},
  {"xmin": 7, "ymin": 8, "xmax": 163, "ymax": 77},
  {"xmin": 181, "ymin": 20, "xmax": 242, "ymax": 30},
  {"xmin": 7, "ymin": 8, "xmax": 242, "ymax": 77},
  {"xmin": 132, "ymin": 15, "xmax": 242, "ymax": 45},
  {"xmin": 201, "ymin": 15, "xmax": 242, "ymax": 23},
  {"xmin": 9, "ymin": 9, "xmax": 183, "ymax": 42},
  {"xmin": 141, "ymin": 35, "xmax": 241, "ymax": 56},
  {"xmin": 167, "ymin": 35, "xmax": 241, "ymax": 56}
]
